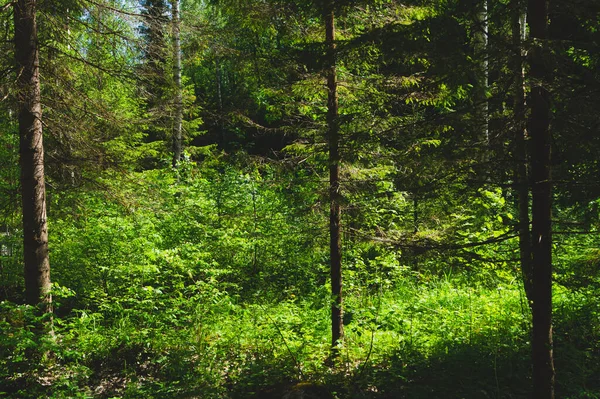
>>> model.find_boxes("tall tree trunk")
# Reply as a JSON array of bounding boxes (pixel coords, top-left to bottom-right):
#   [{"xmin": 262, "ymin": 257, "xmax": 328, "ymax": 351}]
[
  {"xmin": 14, "ymin": 0, "xmax": 51, "ymax": 310},
  {"xmin": 171, "ymin": 0, "xmax": 183, "ymax": 168},
  {"xmin": 325, "ymin": 0, "xmax": 343, "ymax": 357},
  {"xmin": 474, "ymin": 0, "xmax": 489, "ymax": 144},
  {"xmin": 528, "ymin": 0, "xmax": 555, "ymax": 397},
  {"xmin": 511, "ymin": 0, "xmax": 534, "ymax": 304},
  {"xmin": 215, "ymin": 57, "xmax": 225, "ymax": 147}
]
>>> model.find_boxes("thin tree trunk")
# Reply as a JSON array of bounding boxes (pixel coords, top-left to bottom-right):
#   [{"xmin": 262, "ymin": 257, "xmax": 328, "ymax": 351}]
[
  {"xmin": 528, "ymin": 0, "xmax": 555, "ymax": 396},
  {"xmin": 14, "ymin": 0, "xmax": 51, "ymax": 311},
  {"xmin": 216, "ymin": 57, "xmax": 224, "ymax": 147},
  {"xmin": 474, "ymin": 0, "xmax": 489, "ymax": 144},
  {"xmin": 511, "ymin": 0, "xmax": 533, "ymax": 304},
  {"xmin": 171, "ymin": 0, "xmax": 183, "ymax": 167},
  {"xmin": 325, "ymin": 0, "xmax": 343, "ymax": 358},
  {"xmin": 413, "ymin": 194, "xmax": 419, "ymax": 234},
  {"xmin": 254, "ymin": 32, "xmax": 262, "ymax": 86}
]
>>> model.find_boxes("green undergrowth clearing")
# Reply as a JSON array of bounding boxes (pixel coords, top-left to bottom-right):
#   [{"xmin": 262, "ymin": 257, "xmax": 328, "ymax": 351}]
[{"xmin": 3, "ymin": 277, "xmax": 598, "ymax": 398}]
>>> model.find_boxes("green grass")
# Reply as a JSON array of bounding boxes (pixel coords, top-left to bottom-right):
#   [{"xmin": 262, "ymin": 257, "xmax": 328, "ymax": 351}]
[
  {"xmin": 2, "ymin": 274, "xmax": 599, "ymax": 398},
  {"xmin": 40, "ymin": 278, "xmax": 536, "ymax": 398}
]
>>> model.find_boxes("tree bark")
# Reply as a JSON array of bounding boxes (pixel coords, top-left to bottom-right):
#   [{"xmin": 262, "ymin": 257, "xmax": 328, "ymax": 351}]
[
  {"xmin": 474, "ymin": 0, "xmax": 489, "ymax": 144},
  {"xmin": 171, "ymin": 0, "xmax": 183, "ymax": 168},
  {"xmin": 14, "ymin": 0, "xmax": 51, "ymax": 310},
  {"xmin": 511, "ymin": 0, "xmax": 534, "ymax": 304},
  {"xmin": 215, "ymin": 57, "xmax": 225, "ymax": 147},
  {"xmin": 325, "ymin": 0, "xmax": 343, "ymax": 357},
  {"xmin": 527, "ymin": 0, "xmax": 555, "ymax": 397}
]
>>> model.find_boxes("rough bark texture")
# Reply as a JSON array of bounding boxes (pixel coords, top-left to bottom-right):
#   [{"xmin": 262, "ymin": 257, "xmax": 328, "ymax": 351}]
[
  {"xmin": 171, "ymin": 0, "xmax": 183, "ymax": 167},
  {"xmin": 511, "ymin": 0, "xmax": 533, "ymax": 304},
  {"xmin": 14, "ymin": 0, "xmax": 51, "ymax": 310},
  {"xmin": 528, "ymin": 0, "xmax": 555, "ymax": 397},
  {"xmin": 325, "ymin": 0, "xmax": 343, "ymax": 356}
]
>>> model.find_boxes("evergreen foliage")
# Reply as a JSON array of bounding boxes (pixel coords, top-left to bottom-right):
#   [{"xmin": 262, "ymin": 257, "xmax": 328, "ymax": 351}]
[{"xmin": 1, "ymin": 0, "xmax": 600, "ymax": 397}]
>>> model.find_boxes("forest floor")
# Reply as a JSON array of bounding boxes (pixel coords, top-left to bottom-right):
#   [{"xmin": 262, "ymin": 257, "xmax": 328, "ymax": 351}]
[{"xmin": 3, "ymin": 276, "xmax": 599, "ymax": 398}]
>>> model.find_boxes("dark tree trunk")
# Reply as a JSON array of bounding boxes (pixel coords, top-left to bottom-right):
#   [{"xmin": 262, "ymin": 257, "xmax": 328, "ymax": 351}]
[
  {"xmin": 511, "ymin": 0, "xmax": 533, "ymax": 304},
  {"xmin": 14, "ymin": 0, "xmax": 51, "ymax": 310},
  {"xmin": 325, "ymin": 0, "xmax": 343, "ymax": 357},
  {"xmin": 527, "ymin": 0, "xmax": 555, "ymax": 397},
  {"xmin": 171, "ymin": 0, "xmax": 183, "ymax": 167},
  {"xmin": 141, "ymin": 0, "xmax": 169, "ymax": 108},
  {"xmin": 216, "ymin": 57, "xmax": 225, "ymax": 147}
]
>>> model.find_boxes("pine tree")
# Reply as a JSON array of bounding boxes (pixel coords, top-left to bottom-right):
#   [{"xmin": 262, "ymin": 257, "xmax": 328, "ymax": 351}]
[
  {"xmin": 14, "ymin": 0, "xmax": 51, "ymax": 310},
  {"xmin": 324, "ymin": 0, "xmax": 343, "ymax": 358},
  {"xmin": 528, "ymin": 0, "xmax": 555, "ymax": 396},
  {"xmin": 139, "ymin": 0, "xmax": 170, "ymax": 146}
]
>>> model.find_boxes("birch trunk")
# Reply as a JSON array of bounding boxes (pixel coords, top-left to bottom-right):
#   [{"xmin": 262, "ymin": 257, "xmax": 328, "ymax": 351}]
[
  {"xmin": 474, "ymin": 0, "xmax": 489, "ymax": 144},
  {"xmin": 511, "ymin": 0, "xmax": 534, "ymax": 304},
  {"xmin": 171, "ymin": 0, "xmax": 183, "ymax": 167}
]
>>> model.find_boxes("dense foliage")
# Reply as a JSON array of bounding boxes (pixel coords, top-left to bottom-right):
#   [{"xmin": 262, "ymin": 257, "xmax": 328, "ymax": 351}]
[{"xmin": 1, "ymin": 0, "xmax": 599, "ymax": 397}]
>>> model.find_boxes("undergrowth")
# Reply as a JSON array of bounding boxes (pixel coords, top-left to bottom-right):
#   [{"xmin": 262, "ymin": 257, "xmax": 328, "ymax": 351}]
[{"xmin": 3, "ymin": 276, "xmax": 598, "ymax": 398}]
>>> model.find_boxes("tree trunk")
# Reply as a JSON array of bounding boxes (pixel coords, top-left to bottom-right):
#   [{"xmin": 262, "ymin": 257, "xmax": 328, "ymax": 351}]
[
  {"xmin": 474, "ymin": 0, "xmax": 489, "ymax": 144},
  {"xmin": 14, "ymin": 0, "xmax": 51, "ymax": 310},
  {"xmin": 171, "ymin": 0, "xmax": 183, "ymax": 167},
  {"xmin": 325, "ymin": 0, "xmax": 343, "ymax": 357},
  {"xmin": 527, "ymin": 0, "xmax": 555, "ymax": 397},
  {"xmin": 511, "ymin": 0, "xmax": 533, "ymax": 304},
  {"xmin": 216, "ymin": 57, "xmax": 225, "ymax": 147}
]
